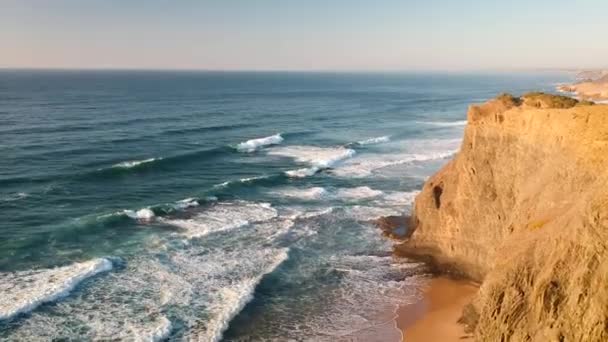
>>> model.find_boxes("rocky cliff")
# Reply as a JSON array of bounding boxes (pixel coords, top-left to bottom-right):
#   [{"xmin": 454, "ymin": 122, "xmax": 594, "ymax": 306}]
[
  {"xmin": 397, "ymin": 93, "xmax": 608, "ymax": 341},
  {"xmin": 558, "ymin": 74, "xmax": 608, "ymax": 101}
]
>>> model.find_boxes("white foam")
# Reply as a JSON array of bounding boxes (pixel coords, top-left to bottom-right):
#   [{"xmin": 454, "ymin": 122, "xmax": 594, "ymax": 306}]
[
  {"xmin": 244, "ymin": 238, "xmax": 423, "ymax": 340},
  {"xmin": 336, "ymin": 186, "xmax": 384, "ymax": 200},
  {"xmin": 200, "ymin": 249, "xmax": 289, "ymax": 342},
  {"xmin": 342, "ymin": 206, "xmax": 401, "ymax": 221},
  {"xmin": 378, "ymin": 190, "xmax": 420, "ymax": 206},
  {"xmin": 112, "ymin": 158, "xmax": 158, "ymax": 169},
  {"xmin": 0, "ymin": 192, "xmax": 29, "ymax": 202},
  {"xmin": 417, "ymin": 120, "xmax": 468, "ymax": 127},
  {"xmin": 357, "ymin": 136, "xmax": 390, "ymax": 145},
  {"xmin": 213, "ymin": 175, "xmax": 268, "ymax": 188},
  {"xmin": 174, "ymin": 198, "xmax": 200, "ymax": 210},
  {"xmin": 4, "ymin": 219, "xmax": 291, "ymax": 340},
  {"xmin": 0, "ymin": 258, "xmax": 113, "ymax": 321},
  {"xmin": 133, "ymin": 316, "xmax": 173, "ymax": 342},
  {"xmin": 284, "ymin": 167, "xmax": 319, "ymax": 178},
  {"xmin": 236, "ymin": 134, "xmax": 283, "ymax": 152},
  {"xmin": 299, "ymin": 207, "xmax": 334, "ymax": 219},
  {"xmin": 269, "ymin": 145, "xmax": 356, "ymax": 168},
  {"xmin": 272, "ymin": 186, "xmax": 383, "ymax": 202},
  {"xmin": 124, "ymin": 208, "xmax": 156, "ymax": 222},
  {"xmin": 269, "ymin": 145, "xmax": 356, "ymax": 178},
  {"xmin": 271, "ymin": 187, "xmax": 328, "ymax": 200},
  {"xmin": 163, "ymin": 201, "xmax": 278, "ymax": 238},
  {"xmin": 332, "ymin": 150, "xmax": 457, "ymax": 178}
]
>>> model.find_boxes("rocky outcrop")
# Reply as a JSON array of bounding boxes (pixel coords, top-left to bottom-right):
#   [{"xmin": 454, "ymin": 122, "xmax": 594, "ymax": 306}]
[
  {"xmin": 558, "ymin": 74, "xmax": 608, "ymax": 101},
  {"xmin": 397, "ymin": 93, "xmax": 608, "ymax": 341}
]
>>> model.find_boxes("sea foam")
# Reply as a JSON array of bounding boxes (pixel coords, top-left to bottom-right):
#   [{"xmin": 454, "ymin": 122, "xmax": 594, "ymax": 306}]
[
  {"xmin": 272, "ymin": 186, "xmax": 383, "ymax": 201},
  {"xmin": 163, "ymin": 201, "xmax": 278, "ymax": 238},
  {"xmin": 0, "ymin": 258, "xmax": 113, "ymax": 321},
  {"xmin": 268, "ymin": 145, "xmax": 355, "ymax": 178},
  {"xmin": 196, "ymin": 249, "xmax": 289, "ymax": 342},
  {"xmin": 236, "ymin": 134, "xmax": 283, "ymax": 152},
  {"xmin": 112, "ymin": 158, "xmax": 159, "ymax": 169},
  {"xmin": 357, "ymin": 136, "xmax": 391, "ymax": 145},
  {"xmin": 124, "ymin": 208, "xmax": 156, "ymax": 221},
  {"xmin": 332, "ymin": 149, "xmax": 457, "ymax": 178}
]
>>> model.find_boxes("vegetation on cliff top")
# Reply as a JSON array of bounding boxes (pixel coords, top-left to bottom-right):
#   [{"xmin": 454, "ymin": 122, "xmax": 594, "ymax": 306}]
[{"xmin": 495, "ymin": 92, "xmax": 594, "ymax": 109}]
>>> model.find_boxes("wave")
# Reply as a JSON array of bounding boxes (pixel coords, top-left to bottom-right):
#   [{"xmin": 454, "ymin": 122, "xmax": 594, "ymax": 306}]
[
  {"xmin": 268, "ymin": 146, "xmax": 355, "ymax": 178},
  {"xmin": 86, "ymin": 147, "xmax": 231, "ymax": 180},
  {"xmin": 0, "ymin": 258, "xmax": 113, "ymax": 321},
  {"xmin": 101, "ymin": 196, "xmax": 210, "ymax": 225},
  {"xmin": 417, "ymin": 120, "xmax": 467, "ymax": 127},
  {"xmin": 3, "ymin": 213, "xmax": 292, "ymax": 340},
  {"xmin": 111, "ymin": 158, "xmax": 160, "ymax": 169},
  {"xmin": 271, "ymin": 187, "xmax": 328, "ymax": 200},
  {"xmin": 162, "ymin": 201, "xmax": 278, "ymax": 238},
  {"xmin": 213, "ymin": 175, "xmax": 271, "ymax": 189},
  {"xmin": 377, "ymin": 190, "xmax": 420, "ymax": 207},
  {"xmin": 200, "ymin": 249, "xmax": 289, "ymax": 342},
  {"xmin": 356, "ymin": 136, "xmax": 391, "ymax": 145},
  {"xmin": 336, "ymin": 186, "xmax": 384, "ymax": 200},
  {"xmin": 340, "ymin": 205, "xmax": 402, "ymax": 221},
  {"xmin": 136, "ymin": 316, "xmax": 172, "ymax": 342},
  {"xmin": 123, "ymin": 208, "xmax": 156, "ymax": 221},
  {"xmin": 0, "ymin": 192, "xmax": 29, "ymax": 203},
  {"xmin": 173, "ymin": 197, "xmax": 200, "ymax": 210},
  {"xmin": 271, "ymin": 186, "xmax": 383, "ymax": 201},
  {"xmin": 332, "ymin": 149, "xmax": 457, "ymax": 178},
  {"xmin": 284, "ymin": 167, "xmax": 320, "ymax": 178},
  {"xmin": 236, "ymin": 134, "xmax": 283, "ymax": 152}
]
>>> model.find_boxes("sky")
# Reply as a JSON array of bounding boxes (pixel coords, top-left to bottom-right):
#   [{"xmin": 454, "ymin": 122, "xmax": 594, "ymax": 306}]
[{"xmin": 1, "ymin": 0, "xmax": 607, "ymax": 71}]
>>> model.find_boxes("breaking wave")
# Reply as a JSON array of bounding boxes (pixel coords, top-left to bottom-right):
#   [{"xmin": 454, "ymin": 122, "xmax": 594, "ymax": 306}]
[
  {"xmin": 332, "ymin": 150, "xmax": 457, "ymax": 178},
  {"xmin": 268, "ymin": 145, "xmax": 355, "ymax": 178},
  {"xmin": 0, "ymin": 258, "xmax": 113, "ymax": 321},
  {"xmin": 236, "ymin": 134, "xmax": 283, "ymax": 152},
  {"xmin": 111, "ymin": 158, "xmax": 160, "ymax": 169},
  {"xmin": 162, "ymin": 201, "xmax": 278, "ymax": 238},
  {"xmin": 356, "ymin": 136, "xmax": 390, "ymax": 145}
]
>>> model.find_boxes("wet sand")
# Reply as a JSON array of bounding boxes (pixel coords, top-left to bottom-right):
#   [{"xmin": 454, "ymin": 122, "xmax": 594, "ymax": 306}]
[{"xmin": 397, "ymin": 277, "xmax": 478, "ymax": 342}]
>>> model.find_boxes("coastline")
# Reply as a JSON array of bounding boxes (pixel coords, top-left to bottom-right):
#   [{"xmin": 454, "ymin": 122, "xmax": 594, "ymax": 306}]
[{"xmin": 396, "ymin": 277, "xmax": 478, "ymax": 342}]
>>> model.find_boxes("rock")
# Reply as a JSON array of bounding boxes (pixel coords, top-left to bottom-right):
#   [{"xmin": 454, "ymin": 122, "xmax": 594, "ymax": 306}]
[
  {"xmin": 397, "ymin": 93, "xmax": 608, "ymax": 341},
  {"xmin": 375, "ymin": 215, "xmax": 412, "ymax": 239}
]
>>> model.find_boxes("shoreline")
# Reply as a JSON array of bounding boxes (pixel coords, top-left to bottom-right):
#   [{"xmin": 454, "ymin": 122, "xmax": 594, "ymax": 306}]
[{"xmin": 396, "ymin": 277, "xmax": 478, "ymax": 342}]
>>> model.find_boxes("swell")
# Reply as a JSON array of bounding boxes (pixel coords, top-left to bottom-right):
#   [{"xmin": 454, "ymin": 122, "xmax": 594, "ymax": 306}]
[
  {"xmin": 208, "ymin": 249, "xmax": 289, "ymax": 342},
  {"xmin": 0, "ymin": 146, "xmax": 232, "ymax": 186}
]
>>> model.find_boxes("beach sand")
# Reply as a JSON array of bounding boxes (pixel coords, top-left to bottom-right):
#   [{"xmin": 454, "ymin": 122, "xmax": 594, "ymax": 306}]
[{"xmin": 397, "ymin": 277, "xmax": 478, "ymax": 342}]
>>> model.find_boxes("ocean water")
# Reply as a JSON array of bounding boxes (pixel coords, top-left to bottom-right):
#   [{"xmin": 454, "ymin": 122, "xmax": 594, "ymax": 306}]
[{"xmin": 0, "ymin": 70, "xmax": 569, "ymax": 341}]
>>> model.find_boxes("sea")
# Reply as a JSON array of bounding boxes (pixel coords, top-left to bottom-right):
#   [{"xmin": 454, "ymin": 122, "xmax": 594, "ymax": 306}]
[{"xmin": 0, "ymin": 70, "xmax": 570, "ymax": 341}]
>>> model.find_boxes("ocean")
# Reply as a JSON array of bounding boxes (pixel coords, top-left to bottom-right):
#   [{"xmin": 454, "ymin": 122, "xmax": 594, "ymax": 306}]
[{"xmin": 0, "ymin": 70, "xmax": 569, "ymax": 341}]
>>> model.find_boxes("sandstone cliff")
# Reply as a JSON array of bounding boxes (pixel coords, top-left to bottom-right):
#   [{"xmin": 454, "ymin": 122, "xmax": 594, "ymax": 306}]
[{"xmin": 397, "ymin": 93, "xmax": 608, "ymax": 341}]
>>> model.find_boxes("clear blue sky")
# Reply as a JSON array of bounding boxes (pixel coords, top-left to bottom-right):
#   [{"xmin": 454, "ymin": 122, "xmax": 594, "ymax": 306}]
[{"xmin": 2, "ymin": 0, "xmax": 607, "ymax": 70}]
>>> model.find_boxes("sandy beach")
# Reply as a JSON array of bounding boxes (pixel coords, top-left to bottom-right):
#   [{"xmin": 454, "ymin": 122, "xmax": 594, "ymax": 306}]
[{"xmin": 397, "ymin": 277, "xmax": 478, "ymax": 342}]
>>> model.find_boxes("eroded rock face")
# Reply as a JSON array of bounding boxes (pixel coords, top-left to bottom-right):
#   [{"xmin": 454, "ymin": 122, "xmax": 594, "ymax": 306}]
[{"xmin": 397, "ymin": 94, "xmax": 608, "ymax": 341}]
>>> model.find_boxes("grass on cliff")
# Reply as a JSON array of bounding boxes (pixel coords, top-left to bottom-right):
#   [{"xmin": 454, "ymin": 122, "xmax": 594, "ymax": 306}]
[
  {"xmin": 522, "ymin": 92, "xmax": 594, "ymax": 108},
  {"xmin": 495, "ymin": 92, "xmax": 594, "ymax": 109}
]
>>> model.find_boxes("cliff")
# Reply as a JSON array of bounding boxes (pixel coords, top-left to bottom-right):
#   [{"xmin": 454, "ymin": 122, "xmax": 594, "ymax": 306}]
[{"xmin": 397, "ymin": 93, "xmax": 608, "ymax": 341}]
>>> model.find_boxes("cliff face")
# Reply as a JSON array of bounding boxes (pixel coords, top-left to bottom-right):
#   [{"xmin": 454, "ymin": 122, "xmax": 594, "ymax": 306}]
[{"xmin": 398, "ymin": 94, "xmax": 608, "ymax": 341}]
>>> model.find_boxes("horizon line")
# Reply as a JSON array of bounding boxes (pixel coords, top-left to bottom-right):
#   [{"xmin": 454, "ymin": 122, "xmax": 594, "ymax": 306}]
[{"xmin": 0, "ymin": 66, "xmax": 597, "ymax": 74}]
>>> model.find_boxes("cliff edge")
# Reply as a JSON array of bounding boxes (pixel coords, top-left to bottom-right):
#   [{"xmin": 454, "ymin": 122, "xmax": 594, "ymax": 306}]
[{"xmin": 397, "ymin": 93, "xmax": 608, "ymax": 341}]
